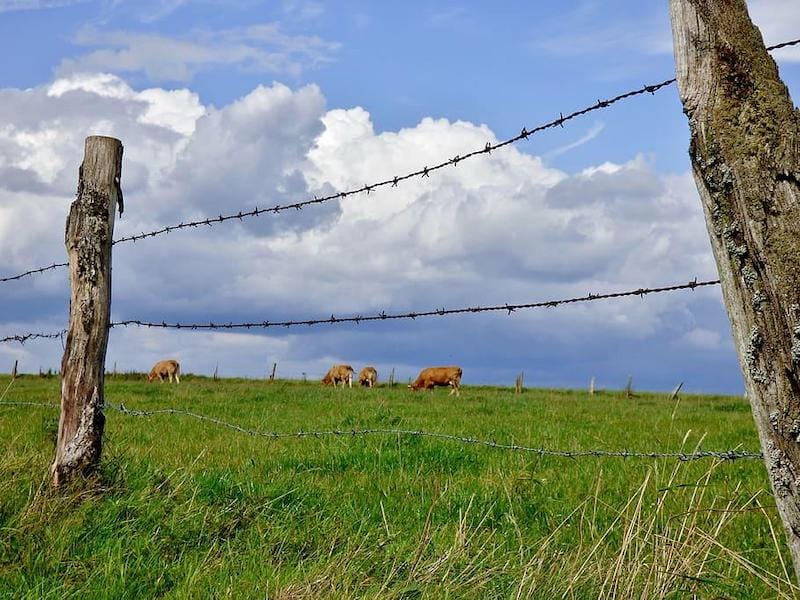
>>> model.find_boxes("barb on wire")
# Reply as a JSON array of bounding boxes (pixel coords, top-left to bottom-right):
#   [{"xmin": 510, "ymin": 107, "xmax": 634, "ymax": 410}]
[
  {"xmin": 3, "ymin": 37, "xmax": 798, "ymax": 287},
  {"xmin": 110, "ymin": 278, "xmax": 721, "ymax": 332},
  {"xmin": 0, "ymin": 400, "xmax": 762, "ymax": 462},
  {"xmin": 0, "ymin": 331, "xmax": 66, "ymax": 344}
]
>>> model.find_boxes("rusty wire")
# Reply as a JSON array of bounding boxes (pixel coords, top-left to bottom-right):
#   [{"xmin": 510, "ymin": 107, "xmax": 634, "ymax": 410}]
[
  {"xmin": 2, "ymin": 37, "xmax": 798, "ymax": 286},
  {"xmin": 0, "ymin": 399, "xmax": 763, "ymax": 462}
]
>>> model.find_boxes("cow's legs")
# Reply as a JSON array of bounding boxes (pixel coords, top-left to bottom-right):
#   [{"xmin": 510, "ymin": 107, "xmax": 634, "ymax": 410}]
[{"xmin": 175, "ymin": 372, "xmax": 180, "ymax": 384}]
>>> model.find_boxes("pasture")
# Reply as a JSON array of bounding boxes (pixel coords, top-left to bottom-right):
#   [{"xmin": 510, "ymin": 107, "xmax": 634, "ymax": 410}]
[{"xmin": 0, "ymin": 375, "xmax": 796, "ymax": 598}]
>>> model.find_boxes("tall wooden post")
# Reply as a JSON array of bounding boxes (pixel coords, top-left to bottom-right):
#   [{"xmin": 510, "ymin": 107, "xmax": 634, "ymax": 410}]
[
  {"xmin": 51, "ymin": 136, "xmax": 122, "ymax": 487},
  {"xmin": 670, "ymin": 0, "xmax": 800, "ymax": 578}
]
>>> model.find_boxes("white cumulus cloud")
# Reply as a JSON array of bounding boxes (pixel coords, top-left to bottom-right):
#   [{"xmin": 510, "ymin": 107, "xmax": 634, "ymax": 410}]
[{"xmin": 0, "ymin": 72, "xmax": 736, "ymax": 390}]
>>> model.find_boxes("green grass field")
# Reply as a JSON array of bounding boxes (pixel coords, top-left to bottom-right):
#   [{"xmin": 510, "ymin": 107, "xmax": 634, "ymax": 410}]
[{"xmin": 0, "ymin": 375, "xmax": 796, "ymax": 599}]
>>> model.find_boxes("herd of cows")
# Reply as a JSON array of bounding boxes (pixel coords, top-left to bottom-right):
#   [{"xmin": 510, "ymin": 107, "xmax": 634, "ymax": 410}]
[{"xmin": 147, "ymin": 360, "xmax": 463, "ymax": 396}]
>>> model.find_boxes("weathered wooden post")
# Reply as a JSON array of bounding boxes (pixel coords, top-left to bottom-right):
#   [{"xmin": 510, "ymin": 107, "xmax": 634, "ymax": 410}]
[
  {"xmin": 269, "ymin": 362, "xmax": 277, "ymax": 382},
  {"xmin": 51, "ymin": 136, "xmax": 122, "ymax": 487},
  {"xmin": 624, "ymin": 375, "xmax": 634, "ymax": 399},
  {"xmin": 11, "ymin": 359, "xmax": 17, "ymax": 380},
  {"xmin": 514, "ymin": 372, "xmax": 524, "ymax": 394},
  {"xmin": 589, "ymin": 376, "xmax": 595, "ymax": 397},
  {"xmin": 670, "ymin": 0, "xmax": 800, "ymax": 578},
  {"xmin": 213, "ymin": 363, "xmax": 219, "ymax": 381},
  {"xmin": 389, "ymin": 368, "xmax": 395, "ymax": 387}
]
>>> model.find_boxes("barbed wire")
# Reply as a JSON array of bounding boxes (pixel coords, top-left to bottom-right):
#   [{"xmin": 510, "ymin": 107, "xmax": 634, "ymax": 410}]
[
  {"xmin": 108, "ymin": 81, "xmax": 679, "ymax": 246},
  {"xmin": 3, "ymin": 37, "xmax": 797, "ymax": 287},
  {"xmin": 0, "ymin": 262, "xmax": 68, "ymax": 284},
  {"xmin": 111, "ymin": 278, "xmax": 721, "ymax": 332},
  {"xmin": 0, "ymin": 331, "xmax": 65, "ymax": 344},
  {"xmin": 0, "ymin": 399, "xmax": 763, "ymax": 462},
  {"xmin": 0, "ymin": 278, "xmax": 721, "ymax": 344}
]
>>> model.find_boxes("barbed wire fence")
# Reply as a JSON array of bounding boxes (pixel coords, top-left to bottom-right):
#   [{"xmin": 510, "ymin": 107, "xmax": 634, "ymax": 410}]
[
  {"xmin": 0, "ymin": 278, "xmax": 720, "ymax": 344},
  {"xmin": 2, "ymin": 37, "xmax": 798, "ymax": 287},
  {"xmin": 2, "ymin": 38, "xmax": 798, "ymax": 471},
  {"xmin": 0, "ymin": 399, "xmax": 763, "ymax": 462}
]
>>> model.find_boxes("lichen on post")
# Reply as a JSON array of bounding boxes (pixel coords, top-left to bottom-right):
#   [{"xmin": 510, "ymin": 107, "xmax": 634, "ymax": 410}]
[{"xmin": 51, "ymin": 136, "xmax": 123, "ymax": 487}]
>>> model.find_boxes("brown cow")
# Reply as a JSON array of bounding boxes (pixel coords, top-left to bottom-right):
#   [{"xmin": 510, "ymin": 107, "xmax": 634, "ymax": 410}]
[
  {"xmin": 147, "ymin": 359, "xmax": 181, "ymax": 383},
  {"xmin": 358, "ymin": 366, "xmax": 378, "ymax": 388},
  {"xmin": 409, "ymin": 366, "xmax": 462, "ymax": 396},
  {"xmin": 322, "ymin": 364, "xmax": 354, "ymax": 388}
]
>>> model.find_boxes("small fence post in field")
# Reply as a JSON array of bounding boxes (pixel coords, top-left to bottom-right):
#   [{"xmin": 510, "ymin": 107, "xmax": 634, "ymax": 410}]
[
  {"xmin": 514, "ymin": 372, "xmax": 524, "ymax": 394},
  {"xmin": 112, "ymin": 361, "xmax": 117, "ymax": 379},
  {"xmin": 213, "ymin": 363, "xmax": 219, "ymax": 381},
  {"xmin": 302, "ymin": 372, "xmax": 307, "ymax": 383},
  {"xmin": 389, "ymin": 368, "xmax": 395, "ymax": 387},
  {"xmin": 269, "ymin": 362, "xmax": 277, "ymax": 383},
  {"xmin": 589, "ymin": 376, "xmax": 595, "ymax": 397},
  {"xmin": 624, "ymin": 375, "xmax": 633, "ymax": 399},
  {"xmin": 11, "ymin": 359, "xmax": 17, "ymax": 380},
  {"xmin": 669, "ymin": 382, "xmax": 683, "ymax": 402},
  {"xmin": 51, "ymin": 135, "xmax": 123, "ymax": 487}
]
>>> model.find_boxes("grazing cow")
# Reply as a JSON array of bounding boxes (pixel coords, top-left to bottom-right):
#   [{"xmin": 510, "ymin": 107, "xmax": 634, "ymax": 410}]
[
  {"xmin": 322, "ymin": 364, "xmax": 354, "ymax": 388},
  {"xmin": 409, "ymin": 366, "xmax": 462, "ymax": 396},
  {"xmin": 147, "ymin": 359, "xmax": 181, "ymax": 384},
  {"xmin": 359, "ymin": 366, "xmax": 378, "ymax": 388}
]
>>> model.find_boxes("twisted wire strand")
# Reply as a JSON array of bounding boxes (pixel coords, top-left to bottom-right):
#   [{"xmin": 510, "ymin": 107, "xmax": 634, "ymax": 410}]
[
  {"xmin": 0, "ymin": 399, "xmax": 763, "ymax": 462},
  {"xmin": 0, "ymin": 278, "xmax": 720, "ymax": 344},
  {"xmin": 110, "ymin": 278, "xmax": 721, "ymax": 331}
]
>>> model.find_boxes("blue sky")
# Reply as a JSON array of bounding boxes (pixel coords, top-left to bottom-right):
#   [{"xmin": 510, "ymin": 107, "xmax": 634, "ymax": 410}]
[{"xmin": 0, "ymin": 0, "xmax": 798, "ymax": 393}]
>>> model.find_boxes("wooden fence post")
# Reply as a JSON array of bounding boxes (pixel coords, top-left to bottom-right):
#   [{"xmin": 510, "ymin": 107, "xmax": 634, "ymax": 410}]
[
  {"xmin": 389, "ymin": 368, "xmax": 395, "ymax": 387},
  {"xmin": 51, "ymin": 136, "xmax": 122, "ymax": 487},
  {"xmin": 514, "ymin": 372, "xmax": 524, "ymax": 394},
  {"xmin": 213, "ymin": 363, "xmax": 219, "ymax": 381},
  {"xmin": 11, "ymin": 359, "xmax": 17, "ymax": 380},
  {"xmin": 670, "ymin": 0, "xmax": 800, "ymax": 578},
  {"xmin": 589, "ymin": 376, "xmax": 595, "ymax": 397},
  {"xmin": 269, "ymin": 362, "xmax": 277, "ymax": 382},
  {"xmin": 669, "ymin": 382, "xmax": 683, "ymax": 402},
  {"xmin": 624, "ymin": 375, "xmax": 633, "ymax": 399}
]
